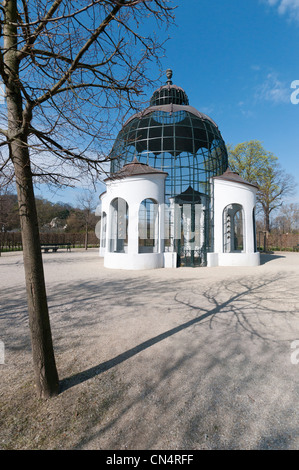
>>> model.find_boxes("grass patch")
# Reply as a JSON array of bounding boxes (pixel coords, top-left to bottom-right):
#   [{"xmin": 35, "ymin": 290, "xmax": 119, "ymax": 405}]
[{"xmin": 0, "ymin": 370, "xmax": 127, "ymax": 450}]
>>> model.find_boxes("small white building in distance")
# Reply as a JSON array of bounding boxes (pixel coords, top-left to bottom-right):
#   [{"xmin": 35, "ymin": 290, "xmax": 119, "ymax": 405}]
[{"xmin": 99, "ymin": 70, "xmax": 260, "ymax": 269}]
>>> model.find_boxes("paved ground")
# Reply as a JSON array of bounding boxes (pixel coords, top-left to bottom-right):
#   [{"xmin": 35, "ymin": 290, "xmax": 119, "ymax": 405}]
[{"xmin": 0, "ymin": 249, "xmax": 298, "ymax": 449}]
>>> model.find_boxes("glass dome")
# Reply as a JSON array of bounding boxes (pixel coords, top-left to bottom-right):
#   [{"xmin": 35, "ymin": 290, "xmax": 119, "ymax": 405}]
[{"xmin": 109, "ymin": 70, "xmax": 228, "ymax": 202}]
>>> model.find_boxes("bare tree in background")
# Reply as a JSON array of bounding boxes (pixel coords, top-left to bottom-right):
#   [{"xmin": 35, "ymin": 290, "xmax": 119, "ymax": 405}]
[
  {"xmin": 75, "ymin": 190, "xmax": 98, "ymax": 250},
  {"xmin": 273, "ymin": 203, "xmax": 299, "ymax": 233},
  {"xmin": 0, "ymin": 0, "xmax": 174, "ymax": 398}
]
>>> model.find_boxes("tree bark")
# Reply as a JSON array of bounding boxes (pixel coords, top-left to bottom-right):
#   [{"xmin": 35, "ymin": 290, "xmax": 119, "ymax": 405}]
[
  {"xmin": 13, "ymin": 140, "xmax": 59, "ymax": 398},
  {"xmin": 4, "ymin": 0, "xmax": 59, "ymax": 398},
  {"xmin": 264, "ymin": 206, "xmax": 270, "ymax": 233},
  {"xmin": 85, "ymin": 222, "xmax": 88, "ymax": 250}
]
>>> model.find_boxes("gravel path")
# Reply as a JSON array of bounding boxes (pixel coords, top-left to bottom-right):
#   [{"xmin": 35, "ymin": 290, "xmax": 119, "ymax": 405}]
[{"xmin": 0, "ymin": 249, "xmax": 298, "ymax": 449}]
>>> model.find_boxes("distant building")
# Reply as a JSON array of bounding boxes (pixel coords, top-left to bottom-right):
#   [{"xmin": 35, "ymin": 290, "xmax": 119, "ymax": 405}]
[{"xmin": 99, "ymin": 70, "xmax": 260, "ymax": 269}]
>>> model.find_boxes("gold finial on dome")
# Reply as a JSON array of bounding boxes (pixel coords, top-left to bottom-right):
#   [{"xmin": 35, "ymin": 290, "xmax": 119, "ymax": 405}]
[{"xmin": 166, "ymin": 68, "xmax": 173, "ymax": 84}]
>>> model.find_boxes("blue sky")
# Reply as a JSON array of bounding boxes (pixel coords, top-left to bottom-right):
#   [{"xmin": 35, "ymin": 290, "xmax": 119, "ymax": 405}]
[{"xmin": 36, "ymin": 0, "xmax": 299, "ymax": 206}]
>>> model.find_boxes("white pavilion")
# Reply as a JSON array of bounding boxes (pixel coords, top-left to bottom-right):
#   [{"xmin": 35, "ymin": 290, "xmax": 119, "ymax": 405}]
[{"xmin": 98, "ymin": 70, "xmax": 260, "ymax": 270}]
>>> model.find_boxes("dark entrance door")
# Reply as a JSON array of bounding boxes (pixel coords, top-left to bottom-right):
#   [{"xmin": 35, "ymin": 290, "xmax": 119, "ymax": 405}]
[{"xmin": 174, "ymin": 186, "xmax": 207, "ymax": 267}]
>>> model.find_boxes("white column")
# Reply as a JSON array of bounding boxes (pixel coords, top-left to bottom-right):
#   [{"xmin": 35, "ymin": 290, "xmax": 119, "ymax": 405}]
[{"xmin": 128, "ymin": 202, "xmax": 139, "ymax": 255}]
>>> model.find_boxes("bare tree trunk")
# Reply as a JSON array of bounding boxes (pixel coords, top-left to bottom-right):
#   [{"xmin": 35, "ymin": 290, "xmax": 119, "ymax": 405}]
[
  {"xmin": 85, "ymin": 222, "xmax": 88, "ymax": 250},
  {"xmin": 264, "ymin": 208, "xmax": 271, "ymax": 233},
  {"xmin": 13, "ymin": 140, "xmax": 59, "ymax": 398},
  {"xmin": 4, "ymin": 0, "xmax": 59, "ymax": 398}
]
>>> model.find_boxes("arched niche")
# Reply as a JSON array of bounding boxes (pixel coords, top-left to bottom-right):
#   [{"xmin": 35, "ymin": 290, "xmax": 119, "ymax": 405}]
[
  {"xmin": 223, "ymin": 203, "xmax": 244, "ymax": 253},
  {"xmin": 109, "ymin": 197, "xmax": 128, "ymax": 253},
  {"xmin": 138, "ymin": 198, "xmax": 159, "ymax": 253}
]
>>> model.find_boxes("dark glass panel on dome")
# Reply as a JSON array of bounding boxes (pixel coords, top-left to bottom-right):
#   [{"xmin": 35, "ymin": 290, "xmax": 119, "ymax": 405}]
[
  {"xmin": 163, "ymin": 138, "xmax": 173, "ymax": 153},
  {"xmin": 149, "ymin": 123, "xmax": 161, "ymax": 139},
  {"xmin": 149, "ymin": 138, "xmax": 162, "ymax": 154},
  {"xmin": 176, "ymin": 137, "xmax": 193, "ymax": 154},
  {"xmin": 163, "ymin": 125, "xmax": 173, "ymax": 137},
  {"xmin": 138, "ymin": 117, "xmax": 150, "ymax": 130}
]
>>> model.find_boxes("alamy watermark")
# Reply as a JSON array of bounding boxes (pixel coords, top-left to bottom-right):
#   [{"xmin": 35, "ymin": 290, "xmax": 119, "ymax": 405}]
[
  {"xmin": 0, "ymin": 340, "xmax": 4, "ymax": 364},
  {"xmin": 95, "ymin": 202, "xmax": 205, "ymax": 248},
  {"xmin": 290, "ymin": 80, "xmax": 299, "ymax": 104},
  {"xmin": 290, "ymin": 340, "xmax": 299, "ymax": 365}
]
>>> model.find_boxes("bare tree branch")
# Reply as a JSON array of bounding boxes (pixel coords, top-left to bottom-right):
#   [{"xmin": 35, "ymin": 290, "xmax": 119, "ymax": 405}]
[{"xmin": 18, "ymin": 0, "xmax": 64, "ymax": 59}]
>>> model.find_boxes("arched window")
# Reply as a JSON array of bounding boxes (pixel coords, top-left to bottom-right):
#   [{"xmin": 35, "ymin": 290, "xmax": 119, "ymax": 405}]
[
  {"xmin": 253, "ymin": 207, "xmax": 257, "ymax": 252},
  {"xmin": 109, "ymin": 198, "xmax": 128, "ymax": 253},
  {"xmin": 101, "ymin": 211, "xmax": 107, "ymax": 248},
  {"xmin": 223, "ymin": 204, "xmax": 244, "ymax": 253},
  {"xmin": 138, "ymin": 199, "xmax": 159, "ymax": 253}
]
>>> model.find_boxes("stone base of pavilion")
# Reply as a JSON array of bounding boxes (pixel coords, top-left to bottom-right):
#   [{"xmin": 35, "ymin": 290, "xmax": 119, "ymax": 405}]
[
  {"xmin": 104, "ymin": 252, "xmax": 165, "ymax": 270},
  {"xmin": 207, "ymin": 252, "xmax": 260, "ymax": 267}
]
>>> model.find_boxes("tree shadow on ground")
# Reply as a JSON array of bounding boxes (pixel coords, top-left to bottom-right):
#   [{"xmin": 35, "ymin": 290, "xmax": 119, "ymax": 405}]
[
  {"xmin": 2, "ymin": 266, "xmax": 299, "ymax": 449},
  {"xmin": 60, "ymin": 271, "xmax": 298, "ymax": 450},
  {"xmin": 59, "ymin": 271, "xmax": 297, "ymax": 394}
]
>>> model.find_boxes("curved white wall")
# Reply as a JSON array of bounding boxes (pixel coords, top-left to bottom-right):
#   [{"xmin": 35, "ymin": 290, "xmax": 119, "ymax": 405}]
[
  {"xmin": 104, "ymin": 252, "xmax": 164, "ymax": 270},
  {"xmin": 100, "ymin": 173, "xmax": 166, "ymax": 270},
  {"xmin": 208, "ymin": 178, "xmax": 260, "ymax": 267}
]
